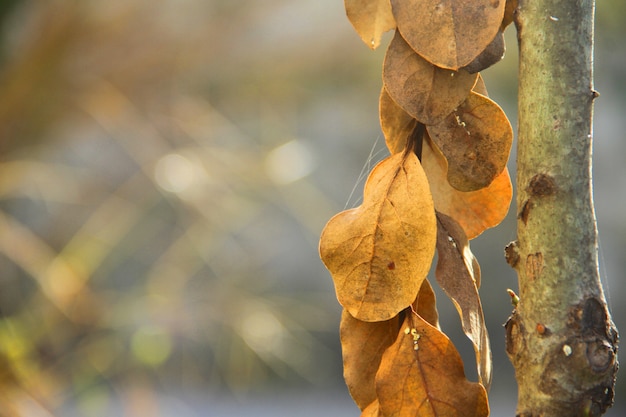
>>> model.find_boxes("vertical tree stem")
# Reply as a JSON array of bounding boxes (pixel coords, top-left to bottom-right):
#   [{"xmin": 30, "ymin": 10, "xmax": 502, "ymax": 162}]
[{"xmin": 507, "ymin": 0, "xmax": 619, "ymax": 415}]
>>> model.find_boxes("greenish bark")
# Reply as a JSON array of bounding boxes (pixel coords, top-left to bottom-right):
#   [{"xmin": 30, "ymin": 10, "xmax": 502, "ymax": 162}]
[{"xmin": 505, "ymin": 0, "xmax": 619, "ymax": 415}]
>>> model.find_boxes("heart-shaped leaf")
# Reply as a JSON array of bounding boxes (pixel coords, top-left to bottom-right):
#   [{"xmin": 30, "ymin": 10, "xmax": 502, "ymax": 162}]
[
  {"xmin": 320, "ymin": 152, "xmax": 437, "ymax": 321},
  {"xmin": 376, "ymin": 313, "xmax": 489, "ymax": 417}
]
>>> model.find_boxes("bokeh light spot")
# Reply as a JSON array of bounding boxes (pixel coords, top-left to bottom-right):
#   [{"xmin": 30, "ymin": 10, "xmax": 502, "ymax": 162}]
[
  {"xmin": 264, "ymin": 140, "xmax": 315, "ymax": 185},
  {"xmin": 131, "ymin": 325, "xmax": 172, "ymax": 367},
  {"xmin": 154, "ymin": 153, "xmax": 196, "ymax": 193}
]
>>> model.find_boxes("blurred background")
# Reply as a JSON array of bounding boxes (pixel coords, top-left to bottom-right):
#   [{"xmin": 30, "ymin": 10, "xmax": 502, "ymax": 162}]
[{"xmin": 0, "ymin": 1, "xmax": 623, "ymax": 416}]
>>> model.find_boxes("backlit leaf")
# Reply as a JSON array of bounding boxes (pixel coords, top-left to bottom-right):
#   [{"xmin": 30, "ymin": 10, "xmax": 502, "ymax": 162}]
[
  {"xmin": 376, "ymin": 314, "xmax": 489, "ymax": 417},
  {"xmin": 379, "ymin": 87, "xmax": 417, "ymax": 154},
  {"xmin": 320, "ymin": 152, "xmax": 437, "ymax": 321},
  {"xmin": 380, "ymin": 87, "xmax": 511, "ymax": 238},
  {"xmin": 414, "ymin": 278, "xmax": 439, "ymax": 329},
  {"xmin": 435, "ymin": 212, "xmax": 492, "ymax": 389},
  {"xmin": 422, "ymin": 135, "xmax": 512, "ymax": 239},
  {"xmin": 361, "ymin": 400, "xmax": 380, "ymax": 417},
  {"xmin": 383, "ymin": 31, "xmax": 477, "ymax": 125},
  {"xmin": 340, "ymin": 310, "xmax": 399, "ymax": 410},
  {"xmin": 345, "ymin": 0, "xmax": 396, "ymax": 49},
  {"xmin": 390, "ymin": 0, "xmax": 505, "ymax": 70},
  {"xmin": 427, "ymin": 91, "xmax": 513, "ymax": 191}
]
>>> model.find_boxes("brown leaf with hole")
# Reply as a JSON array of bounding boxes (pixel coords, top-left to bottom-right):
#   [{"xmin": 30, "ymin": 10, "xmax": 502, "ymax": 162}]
[
  {"xmin": 422, "ymin": 135, "xmax": 512, "ymax": 238},
  {"xmin": 345, "ymin": 0, "xmax": 396, "ymax": 50},
  {"xmin": 435, "ymin": 212, "xmax": 492, "ymax": 390},
  {"xmin": 319, "ymin": 152, "xmax": 437, "ymax": 321},
  {"xmin": 341, "ymin": 310, "xmax": 399, "ymax": 410},
  {"xmin": 376, "ymin": 314, "xmax": 489, "ymax": 417},
  {"xmin": 390, "ymin": 0, "xmax": 505, "ymax": 70},
  {"xmin": 427, "ymin": 91, "xmax": 513, "ymax": 191},
  {"xmin": 383, "ymin": 31, "xmax": 477, "ymax": 125},
  {"xmin": 462, "ymin": 30, "xmax": 506, "ymax": 74}
]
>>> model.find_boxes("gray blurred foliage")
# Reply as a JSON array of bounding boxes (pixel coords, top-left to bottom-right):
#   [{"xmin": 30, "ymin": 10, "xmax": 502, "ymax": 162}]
[{"xmin": 0, "ymin": 1, "xmax": 623, "ymax": 416}]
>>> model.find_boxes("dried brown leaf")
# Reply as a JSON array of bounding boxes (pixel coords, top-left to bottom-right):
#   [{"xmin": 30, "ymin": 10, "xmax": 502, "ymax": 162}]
[
  {"xmin": 390, "ymin": 0, "xmax": 505, "ymax": 70},
  {"xmin": 383, "ymin": 31, "xmax": 477, "ymax": 125},
  {"xmin": 462, "ymin": 30, "xmax": 506, "ymax": 74},
  {"xmin": 414, "ymin": 278, "xmax": 439, "ymax": 329},
  {"xmin": 427, "ymin": 91, "xmax": 513, "ymax": 191},
  {"xmin": 422, "ymin": 135, "xmax": 512, "ymax": 238},
  {"xmin": 376, "ymin": 314, "xmax": 489, "ymax": 417},
  {"xmin": 435, "ymin": 212, "xmax": 492, "ymax": 389},
  {"xmin": 472, "ymin": 74, "xmax": 489, "ymax": 97},
  {"xmin": 319, "ymin": 152, "xmax": 437, "ymax": 321},
  {"xmin": 379, "ymin": 87, "xmax": 417, "ymax": 154},
  {"xmin": 379, "ymin": 88, "xmax": 510, "ymax": 237},
  {"xmin": 340, "ymin": 310, "xmax": 399, "ymax": 410},
  {"xmin": 361, "ymin": 400, "xmax": 380, "ymax": 417},
  {"xmin": 501, "ymin": 0, "xmax": 518, "ymax": 30},
  {"xmin": 345, "ymin": 0, "xmax": 396, "ymax": 49}
]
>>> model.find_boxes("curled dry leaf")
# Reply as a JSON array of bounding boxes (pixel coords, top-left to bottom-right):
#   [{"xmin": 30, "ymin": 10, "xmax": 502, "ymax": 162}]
[
  {"xmin": 319, "ymin": 152, "xmax": 437, "ymax": 321},
  {"xmin": 376, "ymin": 314, "xmax": 489, "ymax": 417},
  {"xmin": 462, "ymin": 30, "xmax": 506, "ymax": 74},
  {"xmin": 383, "ymin": 31, "xmax": 477, "ymax": 126},
  {"xmin": 423, "ymin": 135, "xmax": 512, "ymax": 239},
  {"xmin": 345, "ymin": 0, "xmax": 396, "ymax": 50},
  {"xmin": 435, "ymin": 212, "xmax": 492, "ymax": 389},
  {"xmin": 390, "ymin": 0, "xmax": 505, "ymax": 70},
  {"xmin": 427, "ymin": 91, "xmax": 513, "ymax": 192},
  {"xmin": 340, "ymin": 310, "xmax": 399, "ymax": 410}
]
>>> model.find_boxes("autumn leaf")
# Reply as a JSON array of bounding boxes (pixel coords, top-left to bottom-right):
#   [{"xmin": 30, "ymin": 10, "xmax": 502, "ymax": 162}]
[
  {"xmin": 423, "ymin": 135, "xmax": 512, "ymax": 239},
  {"xmin": 427, "ymin": 91, "xmax": 513, "ymax": 192},
  {"xmin": 414, "ymin": 278, "xmax": 439, "ymax": 329},
  {"xmin": 501, "ymin": 0, "xmax": 518, "ymax": 30},
  {"xmin": 380, "ymin": 87, "xmax": 511, "ymax": 238},
  {"xmin": 319, "ymin": 152, "xmax": 437, "ymax": 321},
  {"xmin": 376, "ymin": 314, "xmax": 489, "ymax": 417},
  {"xmin": 341, "ymin": 310, "xmax": 399, "ymax": 410},
  {"xmin": 361, "ymin": 400, "xmax": 380, "ymax": 417},
  {"xmin": 435, "ymin": 212, "xmax": 492, "ymax": 389},
  {"xmin": 383, "ymin": 31, "xmax": 477, "ymax": 126},
  {"xmin": 390, "ymin": 0, "xmax": 505, "ymax": 70},
  {"xmin": 462, "ymin": 30, "xmax": 506, "ymax": 74},
  {"xmin": 472, "ymin": 74, "xmax": 489, "ymax": 97},
  {"xmin": 379, "ymin": 87, "xmax": 417, "ymax": 154},
  {"xmin": 345, "ymin": 0, "xmax": 396, "ymax": 49}
]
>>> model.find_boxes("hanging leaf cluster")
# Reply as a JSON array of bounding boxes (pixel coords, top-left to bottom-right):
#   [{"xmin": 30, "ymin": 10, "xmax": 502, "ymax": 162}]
[{"xmin": 320, "ymin": 1, "xmax": 516, "ymax": 415}]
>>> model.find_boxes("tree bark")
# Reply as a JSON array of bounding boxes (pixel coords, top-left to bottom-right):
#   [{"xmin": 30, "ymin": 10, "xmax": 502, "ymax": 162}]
[{"xmin": 505, "ymin": 0, "xmax": 619, "ymax": 416}]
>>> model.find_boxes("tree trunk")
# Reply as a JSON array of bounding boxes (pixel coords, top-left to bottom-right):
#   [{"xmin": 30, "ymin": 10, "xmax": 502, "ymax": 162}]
[{"xmin": 505, "ymin": 0, "xmax": 619, "ymax": 416}]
